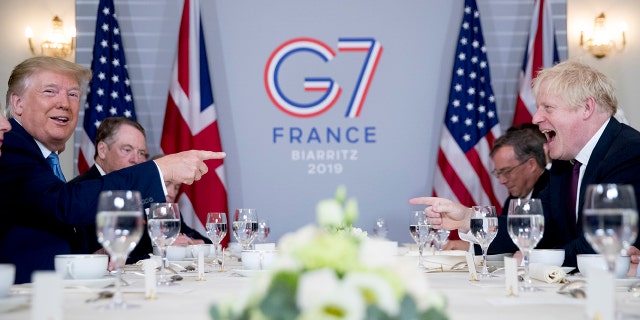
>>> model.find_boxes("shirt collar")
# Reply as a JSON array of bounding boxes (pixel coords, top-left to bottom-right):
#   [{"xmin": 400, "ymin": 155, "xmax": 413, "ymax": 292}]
[
  {"xmin": 574, "ymin": 118, "xmax": 609, "ymax": 166},
  {"xmin": 14, "ymin": 119, "xmax": 57, "ymax": 159},
  {"xmin": 95, "ymin": 163, "xmax": 107, "ymax": 176}
]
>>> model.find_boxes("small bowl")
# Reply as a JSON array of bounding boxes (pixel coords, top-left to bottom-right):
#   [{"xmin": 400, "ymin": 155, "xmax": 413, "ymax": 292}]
[
  {"xmin": 577, "ymin": 254, "xmax": 630, "ymax": 278},
  {"xmin": 530, "ymin": 249, "xmax": 565, "ymax": 266},
  {"xmin": 166, "ymin": 246, "xmax": 187, "ymax": 261}
]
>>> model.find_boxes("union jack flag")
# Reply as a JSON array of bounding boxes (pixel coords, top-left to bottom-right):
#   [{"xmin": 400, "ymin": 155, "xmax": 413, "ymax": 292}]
[
  {"xmin": 161, "ymin": 0, "xmax": 228, "ymax": 246},
  {"xmin": 432, "ymin": 0, "xmax": 507, "ymax": 215},
  {"xmin": 513, "ymin": 0, "xmax": 560, "ymax": 125},
  {"xmin": 78, "ymin": 0, "xmax": 136, "ymax": 174}
]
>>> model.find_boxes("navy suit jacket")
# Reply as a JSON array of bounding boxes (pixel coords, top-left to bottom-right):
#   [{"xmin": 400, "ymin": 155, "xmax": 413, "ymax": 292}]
[
  {"xmin": 479, "ymin": 169, "xmax": 550, "ymax": 255},
  {"xmin": 536, "ymin": 117, "xmax": 640, "ymax": 267},
  {"xmin": 0, "ymin": 119, "xmax": 165, "ymax": 284}
]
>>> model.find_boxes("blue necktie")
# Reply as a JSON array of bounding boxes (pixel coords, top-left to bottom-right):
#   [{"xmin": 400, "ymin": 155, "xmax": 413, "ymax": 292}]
[{"xmin": 47, "ymin": 153, "xmax": 66, "ymax": 182}]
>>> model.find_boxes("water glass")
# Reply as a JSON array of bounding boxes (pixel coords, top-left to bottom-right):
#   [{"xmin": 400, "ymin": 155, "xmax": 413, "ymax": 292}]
[
  {"xmin": 471, "ymin": 205, "xmax": 498, "ymax": 278},
  {"xmin": 507, "ymin": 198, "xmax": 544, "ymax": 291},
  {"xmin": 147, "ymin": 202, "xmax": 181, "ymax": 285},
  {"xmin": 96, "ymin": 190, "xmax": 144, "ymax": 309}
]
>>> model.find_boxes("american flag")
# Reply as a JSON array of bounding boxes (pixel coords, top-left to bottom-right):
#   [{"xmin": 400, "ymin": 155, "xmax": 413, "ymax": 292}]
[
  {"xmin": 432, "ymin": 0, "xmax": 507, "ymax": 214},
  {"xmin": 161, "ymin": 0, "xmax": 229, "ymax": 246},
  {"xmin": 513, "ymin": 0, "xmax": 559, "ymax": 125},
  {"xmin": 78, "ymin": 0, "xmax": 136, "ymax": 174}
]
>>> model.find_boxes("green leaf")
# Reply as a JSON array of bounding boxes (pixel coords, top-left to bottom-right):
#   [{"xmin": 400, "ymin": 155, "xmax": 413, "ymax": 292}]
[{"xmin": 259, "ymin": 272, "xmax": 300, "ymax": 320}]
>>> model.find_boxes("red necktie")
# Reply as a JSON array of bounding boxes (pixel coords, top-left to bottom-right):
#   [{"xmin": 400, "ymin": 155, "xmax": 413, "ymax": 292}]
[{"xmin": 569, "ymin": 160, "xmax": 581, "ymax": 224}]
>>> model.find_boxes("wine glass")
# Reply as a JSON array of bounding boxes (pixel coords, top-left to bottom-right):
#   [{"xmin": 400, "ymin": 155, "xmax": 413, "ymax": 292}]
[
  {"xmin": 409, "ymin": 210, "xmax": 431, "ymax": 267},
  {"xmin": 233, "ymin": 208, "xmax": 259, "ymax": 250},
  {"xmin": 470, "ymin": 205, "xmax": 499, "ymax": 278},
  {"xmin": 206, "ymin": 212, "xmax": 227, "ymax": 270},
  {"xmin": 583, "ymin": 184, "xmax": 638, "ymax": 275},
  {"xmin": 373, "ymin": 218, "xmax": 388, "ymax": 239},
  {"xmin": 256, "ymin": 219, "xmax": 270, "ymax": 243},
  {"xmin": 430, "ymin": 228, "xmax": 450, "ymax": 252},
  {"xmin": 95, "ymin": 190, "xmax": 144, "ymax": 309},
  {"xmin": 507, "ymin": 198, "xmax": 545, "ymax": 291},
  {"xmin": 147, "ymin": 202, "xmax": 181, "ymax": 285}
]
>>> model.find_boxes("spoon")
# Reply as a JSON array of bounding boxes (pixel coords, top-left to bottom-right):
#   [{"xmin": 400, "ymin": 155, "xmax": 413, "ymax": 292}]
[
  {"xmin": 557, "ymin": 280, "xmax": 587, "ymax": 299},
  {"xmin": 170, "ymin": 275, "xmax": 183, "ymax": 282}
]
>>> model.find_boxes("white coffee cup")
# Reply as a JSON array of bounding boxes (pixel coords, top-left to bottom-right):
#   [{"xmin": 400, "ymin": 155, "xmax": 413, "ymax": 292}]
[
  {"xmin": 577, "ymin": 254, "xmax": 631, "ymax": 278},
  {"xmin": 54, "ymin": 254, "xmax": 108, "ymax": 280},
  {"xmin": 0, "ymin": 264, "xmax": 15, "ymax": 297},
  {"xmin": 530, "ymin": 249, "xmax": 565, "ymax": 266},
  {"xmin": 166, "ymin": 246, "xmax": 187, "ymax": 261},
  {"xmin": 241, "ymin": 250, "xmax": 277, "ymax": 270}
]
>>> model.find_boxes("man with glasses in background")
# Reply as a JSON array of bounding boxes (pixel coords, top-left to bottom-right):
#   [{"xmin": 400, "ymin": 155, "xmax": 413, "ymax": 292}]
[{"xmin": 441, "ymin": 123, "xmax": 550, "ymax": 254}]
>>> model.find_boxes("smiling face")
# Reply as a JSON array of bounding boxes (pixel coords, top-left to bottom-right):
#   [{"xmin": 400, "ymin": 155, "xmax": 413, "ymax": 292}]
[
  {"xmin": 10, "ymin": 70, "xmax": 80, "ymax": 152},
  {"xmin": 532, "ymin": 82, "xmax": 587, "ymax": 161}
]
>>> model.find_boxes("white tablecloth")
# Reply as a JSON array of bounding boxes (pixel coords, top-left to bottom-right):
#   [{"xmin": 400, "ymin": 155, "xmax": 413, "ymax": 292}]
[{"xmin": 2, "ymin": 256, "xmax": 639, "ymax": 319}]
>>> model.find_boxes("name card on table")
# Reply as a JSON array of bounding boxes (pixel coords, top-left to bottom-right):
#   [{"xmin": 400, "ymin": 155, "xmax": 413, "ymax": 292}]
[
  {"xmin": 586, "ymin": 268, "xmax": 614, "ymax": 320},
  {"xmin": 197, "ymin": 249, "xmax": 205, "ymax": 281},
  {"xmin": 31, "ymin": 271, "xmax": 62, "ymax": 320},
  {"xmin": 465, "ymin": 252, "xmax": 478, "ymax": 281},
  {"xmin": 504, "ymin": 257, "xmax": 518, "ymax": 297},
  {"xmin": 144, "ymin": 259, "xmax": 158, "ymax": 299}
]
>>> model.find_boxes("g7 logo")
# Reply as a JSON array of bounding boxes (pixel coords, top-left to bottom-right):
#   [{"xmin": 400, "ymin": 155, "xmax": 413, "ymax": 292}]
[{"xmin": 264, "ymin": 37, "xmax": 383, "ymax": 118}]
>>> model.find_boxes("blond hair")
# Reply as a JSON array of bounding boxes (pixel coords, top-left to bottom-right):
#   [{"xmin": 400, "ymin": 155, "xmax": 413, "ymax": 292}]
[
  {"xmin": 532, "ymin": 60, "xmax": 617, "ymax": 115},
  {"xmin": 5, "ymin": 56, "xmax": 92, "ymax": 118}
]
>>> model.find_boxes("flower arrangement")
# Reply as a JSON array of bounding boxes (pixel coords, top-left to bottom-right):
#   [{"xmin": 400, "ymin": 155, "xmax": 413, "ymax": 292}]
[{"xmin": 210, "ymin": 186, "xmax": 448, "ymax": 320}]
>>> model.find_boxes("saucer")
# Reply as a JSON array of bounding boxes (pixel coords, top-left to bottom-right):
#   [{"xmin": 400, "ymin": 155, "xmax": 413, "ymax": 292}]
[
  {"xmin": 0, "ymin": 296, "xmax": 29, "ymax": 313},
  {"xmin": 62, "ymin": 277, "xmax": 116, "ymax": 289},
  {"xmin": 615, "ymin": 277, "xmax": 640, "ymax": 287}
]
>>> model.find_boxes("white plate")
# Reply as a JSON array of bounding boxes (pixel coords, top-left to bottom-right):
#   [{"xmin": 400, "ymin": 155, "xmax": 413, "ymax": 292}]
[
  {"xmin": 233, "ymin": 269, "xmax": 267, "ymax": 277},
  {"xmin": 0, "ymin": 296, "xmax": 29, "ymax": 313},
  {"xmin": 63, "ymin": 277, "xmax": 116, "ymax": 289},
  {"xmin": 561, "ymin": 267, "xmax": 575, "ymax": 273}
]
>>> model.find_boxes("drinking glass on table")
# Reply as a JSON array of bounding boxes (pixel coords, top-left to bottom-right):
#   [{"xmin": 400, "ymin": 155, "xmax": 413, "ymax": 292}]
[
  {"xmin": 147, "ymin": 202, "xmax": 181, "ymax": 285},
  {"xmin": 256, "ymin": 219, "xmax": 270, "ymax": 243},
  {"xmin": 409, "ymin": 210, "xmax": 431, "ymax": 267},
  {"xmin": 206, "ymin": 212, "xmax": 227, "ymax": 270},
  {"xmin": 96, "ymin": 190, "xmax": 144, "ymax": 309},
  {"xmin": 430, "ymin": 228, "xmax": 450, "ymax": 252},
  {"xmin": 583, "ymin": 184, "xmax": 638, "ymax": 275},
  {"xmin": 507, "ymin": 198, "xmax": 544, "ymax": 291},
  {"xmin": 471, "ymin": 205, "xmax": 499, "ymax": 278},
  {"xmin": 373, "ymin": 218, "xmax": 389, "ymax": 239},
  {"xmin": 233, "ymin": 208, "xmax": 259, "ymax": 250}
]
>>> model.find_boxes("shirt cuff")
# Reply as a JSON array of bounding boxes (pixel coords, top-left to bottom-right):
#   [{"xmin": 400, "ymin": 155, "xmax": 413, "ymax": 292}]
[{"xmin": 153, "ymin": 161, "xmax": 168, "ymax": 197}]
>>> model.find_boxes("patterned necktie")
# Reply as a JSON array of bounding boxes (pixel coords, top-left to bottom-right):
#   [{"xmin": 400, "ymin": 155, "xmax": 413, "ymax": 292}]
[
  {"xmin": 569, "ymin": 160, "xmax": 581, "ymax": 224},
  {"xmin": 47, "ymin": 152, "xmax": 66, "ymax": 182}
]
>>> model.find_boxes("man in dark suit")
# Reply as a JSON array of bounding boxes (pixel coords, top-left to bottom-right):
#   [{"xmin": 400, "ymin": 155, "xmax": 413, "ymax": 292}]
[
  {"xmin": 0, "ymin": 56, "xmax": 225, "ymax": 284},
  {"xmin": 70, "ymin": 117, "xmax": 211, "ymax": 259},
  {"xmin": 413, "ymin": 60, "xmax": 640, "ymax": 271}
]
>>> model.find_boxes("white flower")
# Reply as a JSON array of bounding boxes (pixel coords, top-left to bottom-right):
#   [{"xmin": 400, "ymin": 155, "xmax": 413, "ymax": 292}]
[
  {"xmin": 278, "ymin": 224, "xmax": 317, "ymax": 255},
  {"xmin": 359, "ymin": 238, "xmax": 394, "ymax": 268},
  {"xmin": 343, "ymin": 272, "xmax": 399, "ymax": 316},
  {"xmin": 316, "ymin": 199, "xmax": 344, "ymax": 228},
  {"xmin": 395, "ymin": 262, "xmax": 432, "ymax": 311},
  {"xmin": 297, "ymin": 269, "xmax": 365, "ymax": 320}
]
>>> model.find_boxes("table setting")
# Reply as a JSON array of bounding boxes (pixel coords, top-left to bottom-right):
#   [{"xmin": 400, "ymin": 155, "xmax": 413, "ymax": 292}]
[{"xmin": 1, "ymin": 186, "xmax": 640, "ymax": 319}]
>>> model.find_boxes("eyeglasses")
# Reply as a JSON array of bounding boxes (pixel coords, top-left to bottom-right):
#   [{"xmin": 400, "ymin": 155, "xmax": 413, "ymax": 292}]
[{"xmin": 491, "ymin": 159, "xmax": 529, "ymax": 178}]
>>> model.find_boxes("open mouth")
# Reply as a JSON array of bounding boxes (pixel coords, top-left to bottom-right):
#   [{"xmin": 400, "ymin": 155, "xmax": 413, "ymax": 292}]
[
  {"xmin": 541, "ymin": 129, "xmax": 556, "ymax": 143},
  {"xmin": 50, "ymin": 116, "xmax": 69, "ymax": 124}
]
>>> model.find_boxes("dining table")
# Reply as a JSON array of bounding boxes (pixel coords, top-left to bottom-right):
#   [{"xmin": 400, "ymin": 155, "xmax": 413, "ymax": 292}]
[{"xmin": 1, "ymin": 250, "xmax": 639, "ymax": 320}]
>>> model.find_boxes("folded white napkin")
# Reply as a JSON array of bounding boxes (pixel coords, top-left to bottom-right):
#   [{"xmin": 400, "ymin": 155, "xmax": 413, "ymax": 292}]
[{"xmin": 528, "ymin": 263, "xmax": 566, "ymax": 283}]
